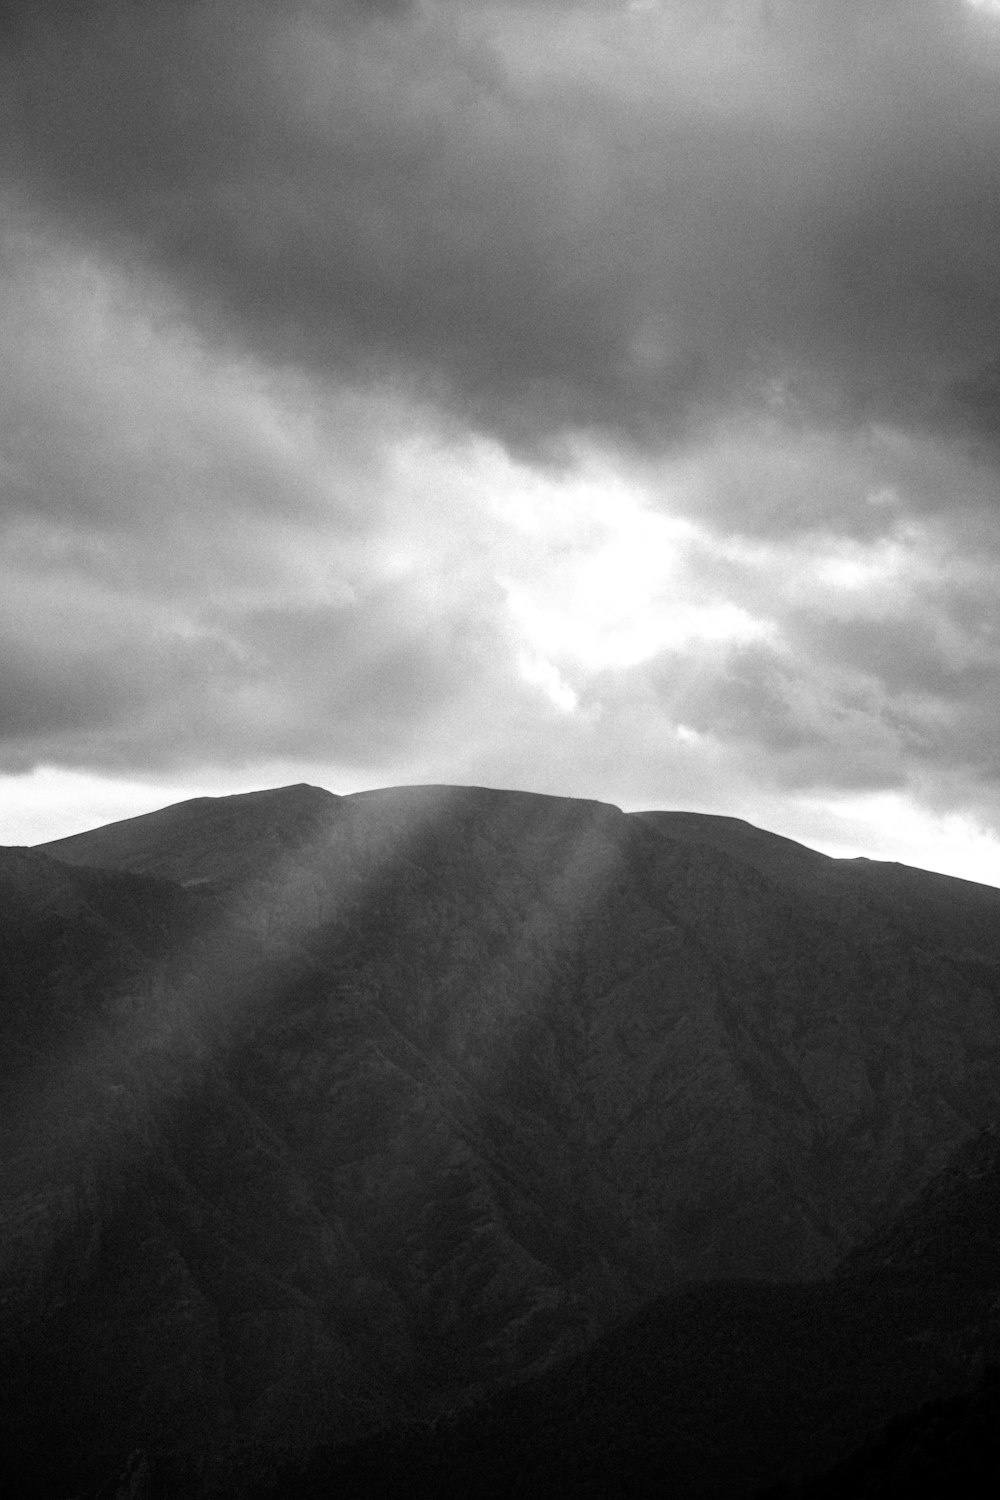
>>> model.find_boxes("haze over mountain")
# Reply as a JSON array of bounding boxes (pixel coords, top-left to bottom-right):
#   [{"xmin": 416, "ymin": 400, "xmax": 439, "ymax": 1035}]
[{"xmin": 3, "ymin": 781, "xmax": 1000, "ymax": 1494}]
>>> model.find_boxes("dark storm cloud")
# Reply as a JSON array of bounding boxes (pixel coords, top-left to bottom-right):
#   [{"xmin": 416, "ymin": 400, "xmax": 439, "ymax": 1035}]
[
  {"xmin": 789, "ymin": 610, "xmax": 998, "ymax": 707},
  {"xmin": 672, "ymin": 642, "xmax": 818, "ymax": 756},
  {"xmin": 4, "ymin": 0, "xmax": 1000, "ymax": 870},
  {"xmin": 784, "ymin": 584, "xmax": 1000, "ymax": 787},
  {"xmin": 0, "ymin": 195, "xmax": 513, "ymax": 778},
  {"xmin": 0, "ymin": 576, "xmax": 515, "ymax": 775},
  {"xmin": 636, "ymin": 557, "xmax": 1000, "ymax": 802},
  {"xmin": 0, "ymin": 614, "xmax": 234, "ymax": 772},
  {"xmin": 216, "ymin": 586, "xmax": 510, "ymax": 760},
  {"xmin": 0, "ymin": 207, "xmax": 403, "ymax": 612},
  {"xmin": 5, "ymin": 0, "xmax": 1000, "ymax": 480},
  {"xmin": 0, "ymin": 647, "xmax": 126, "ymax": 742}
]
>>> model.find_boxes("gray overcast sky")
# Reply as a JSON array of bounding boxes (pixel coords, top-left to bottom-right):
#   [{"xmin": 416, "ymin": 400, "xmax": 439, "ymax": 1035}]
[{"xmin": 3, "ymin": 0, "xmax": 1000, "ymax": 882}]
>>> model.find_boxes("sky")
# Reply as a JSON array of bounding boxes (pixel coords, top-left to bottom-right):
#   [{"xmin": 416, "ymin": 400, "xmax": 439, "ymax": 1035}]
[{"xmin": 3, "ymin": 0, "xmax": 1000, "ymax": 885}]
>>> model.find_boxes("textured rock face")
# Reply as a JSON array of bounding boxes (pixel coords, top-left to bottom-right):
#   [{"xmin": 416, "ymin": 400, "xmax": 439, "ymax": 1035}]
[
  {"xmin": 308, "ymin": 1127, "xmax": 1000, "ymax": 1500},
  {"xmin": 4, "ymin": 783, "xmax": 1000, "ymax": 1490}
]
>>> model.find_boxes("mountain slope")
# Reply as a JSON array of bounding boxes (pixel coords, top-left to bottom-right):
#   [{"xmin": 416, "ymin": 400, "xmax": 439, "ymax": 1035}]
[
  {"xmin": 40, "ymin": 783, "xmax": 344, "ymax": 911},
  {"xmin": 1, "ymin": 783, "xmax": 999, "ymax": 1491},
  {"xmin": 283, "ymin": 1127, "xmax": 1000, "ymax": 1499}
]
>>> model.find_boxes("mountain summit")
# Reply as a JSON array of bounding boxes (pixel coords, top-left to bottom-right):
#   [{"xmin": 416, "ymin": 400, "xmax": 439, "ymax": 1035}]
[
  {"xmin": 42, "ymin": 781, "xmax": 342, "ymax": 890},
  {"xmin": 3, "ymin": 783, "xmax": 1000, "ymax": 1493}
]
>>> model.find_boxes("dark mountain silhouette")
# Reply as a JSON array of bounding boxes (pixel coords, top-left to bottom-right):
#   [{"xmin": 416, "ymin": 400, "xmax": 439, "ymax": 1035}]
[
  {"xmin": 280, "ymin": 1126, "xmax": 1000, "ymax": 1498},
  {"xmin": 2, "ymin": 782, "xmax": 1000, "ymax": 1494}
]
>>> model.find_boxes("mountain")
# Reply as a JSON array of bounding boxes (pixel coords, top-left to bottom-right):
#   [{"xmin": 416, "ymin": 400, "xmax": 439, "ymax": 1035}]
[
  {"xmin": 41, "ymin": 782, "xmax": 342, "ymax": 898},
  {"xmin": 282, "ymin": 1126, "xmax": 1000, "ymax": 1498},
  {"xmin": 3, "ymin": 782, "xmax": 1000, "ymax": 1493}
]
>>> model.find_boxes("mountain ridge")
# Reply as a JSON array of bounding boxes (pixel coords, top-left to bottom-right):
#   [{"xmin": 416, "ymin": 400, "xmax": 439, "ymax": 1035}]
[
  {"xmin": 4, "ymin": 781, "xmax": 1000, "ymax": 1492},
  {"xmin": 42, "ymin": 779, "xmax": 1000, "ymax": 900}
]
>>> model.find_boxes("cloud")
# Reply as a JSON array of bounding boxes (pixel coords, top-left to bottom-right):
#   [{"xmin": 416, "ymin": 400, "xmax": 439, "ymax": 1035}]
[
  {"xmin": 0, "ymin": 213, "xmax": 510, "ymax": 774},
  {"xmin": 205, "ymin": 582, "xmax": 513, "ymax": 763},
  {"xmin": 0, "ymin": 521, "xmax": 521, "ymax": 778},
  {"xmin": 3, "ymin": 1, "xmax": 1000, "ymax": 877},
  {"xmin": 3, "ymin": 0, "xmax": 998, "ymax": 466},
  {"xmin": 0, "ymin": 219, "xmax": 392, "ymax": 555}
]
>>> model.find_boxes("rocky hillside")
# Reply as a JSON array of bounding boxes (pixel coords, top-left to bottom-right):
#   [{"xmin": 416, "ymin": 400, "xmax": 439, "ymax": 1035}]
[
  {"xmin": 288, "ymin": 1126, "xmax": 1000, "ymax": 1499},
  {"xmin": 2, "ymin": 782, "xmax": 999, "ymax": 1493}
]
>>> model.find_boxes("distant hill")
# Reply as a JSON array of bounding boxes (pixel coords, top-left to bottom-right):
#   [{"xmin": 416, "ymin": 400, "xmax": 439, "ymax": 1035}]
[{"xmin": 2, "ymin": 782, "xmax": 999, "ymax": 1493}]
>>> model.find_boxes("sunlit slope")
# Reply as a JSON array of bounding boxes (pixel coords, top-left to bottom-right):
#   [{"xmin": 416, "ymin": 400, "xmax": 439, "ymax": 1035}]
[{"xmin": 4, "ymin": 782, "xmax": 999, "ymax": 1489}]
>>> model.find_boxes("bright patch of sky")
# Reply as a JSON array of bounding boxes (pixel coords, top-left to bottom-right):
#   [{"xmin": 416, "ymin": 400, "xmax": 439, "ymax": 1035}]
[{"xmin": 796, "ymin": 792, "xmax": 1000, "ymax": 890}]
